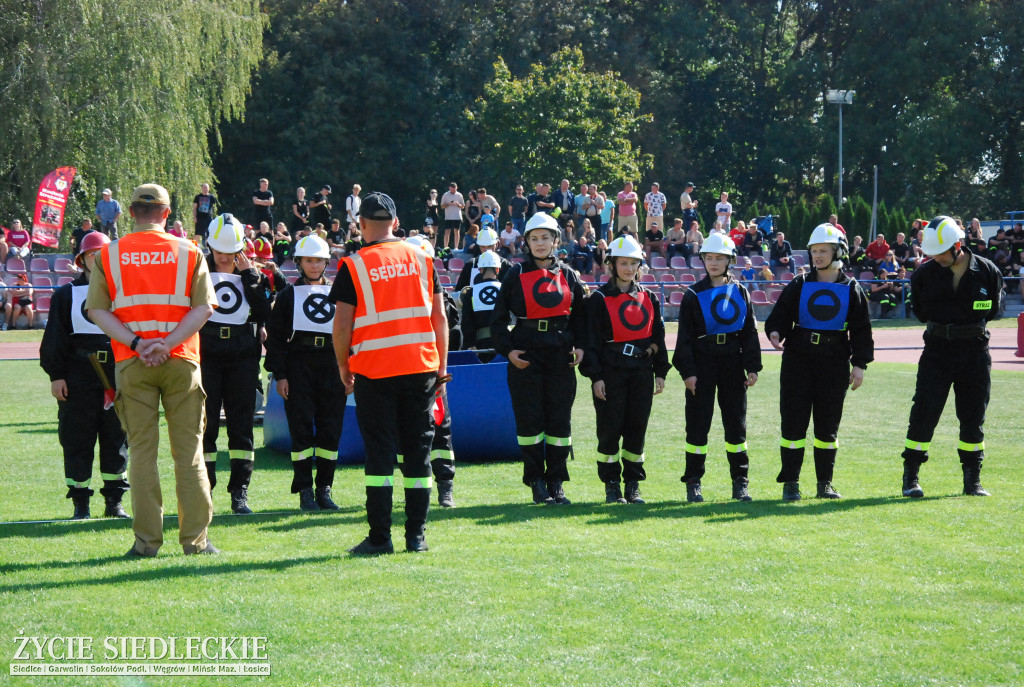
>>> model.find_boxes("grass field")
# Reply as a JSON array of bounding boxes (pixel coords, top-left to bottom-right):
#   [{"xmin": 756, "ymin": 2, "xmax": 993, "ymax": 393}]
[{"xmin": 1, "ymin": 354, "xmax": 1022, "ymax": 685}]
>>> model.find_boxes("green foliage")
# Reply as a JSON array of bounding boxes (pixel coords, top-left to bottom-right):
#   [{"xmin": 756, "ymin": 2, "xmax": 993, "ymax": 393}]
[
  {"xmin": 467, "ymin": 49, "xmax": 652, "ymax": 193},
  {"xmin": 816, "ymin": 194, "xmax": 838, "ymax": 225},
  {"xmin": 790, "ymin": 197, "xmax": 811, "ymax": 246}
]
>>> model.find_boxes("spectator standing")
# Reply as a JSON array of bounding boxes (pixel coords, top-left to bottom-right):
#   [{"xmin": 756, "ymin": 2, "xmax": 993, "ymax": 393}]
[
  {"xmin": 439, "ymin": 182, "xmax": 465, "ymax": 251},
  {"xmin": 95, "ymin": 188, "xmax": 123, "ymax": 239},
  {"xmin": 291, "ymin": 187, "xmax": 310, "ymax": 234},
  {"xmin": 901, "ymin": 216, "xmax": 1003, "ymax": 499},
  {"xmin": 345, "ymin": 185, "xmax": 362, "ymax": 226},
  {"xmin": 551, "ymin": 179, "xmax": 575, "ymax": 231},
  {"xmin": 769, "ymin": 232, "xmax": 793, "ymax": 271},
  {"xmin": 507, "ymin": 185, "xmax": 529, "ymax": 236},
  {"xmin": 680, "ymin": 182, "xmax": 699, "ymax": 230},
  {"xmin": 332, "ymin": 192, "xmax": 449, "ymax": 554},
  {"xmin": 574, "ymin": 183, "xmax": 589, "ymax": 229},
  {"xmin": 309, "ymin": 184, "xmax": 333, "ymax": 230},
  {"xmin": 829, "ymin": 214, "xmax": 846, "ymax": 234},
  {"xmin": 643, "ymin": 182, "xmax": 667, "ymax": 236},
  {"xmin": 715, "ymin": 192, "xmax": 733, "ymax": 231},
  {"xmin": 425, "ymin": 189, "xmax": 440, "ymax": 233},
  {"xmin": 599, "ymin": 191, "xmax": 615, "ymax": 241},
  {"xmin": 252, "ymin": 178, "xmax": 274, "ymax": 229},
  {"xmin": 192, "ymin": 183, "xmax": 217, "ymax": 247},
  {"xmin": 477, "ymin": 188, "xmax": 499, "ymax": 225},
  {"xmin": 40, "ymin": 230, "xmax": 130, "ymax": 520},
  {"xmin": 86, "ymin": 183, "xmax": 218, "ymax": 557},
  {"xmin": 616, "ymin": 182, "xmax": 639, "ymax": 235}
]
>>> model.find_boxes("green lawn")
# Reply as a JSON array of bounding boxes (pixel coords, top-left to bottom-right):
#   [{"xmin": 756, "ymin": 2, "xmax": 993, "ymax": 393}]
[{"xmin": 1, "ymin": 356, "xmax": 1022, "ymax": 685}]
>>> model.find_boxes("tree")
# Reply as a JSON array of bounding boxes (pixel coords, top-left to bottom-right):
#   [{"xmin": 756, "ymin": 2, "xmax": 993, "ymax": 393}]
[
  {"xmin": 0, "ymin": 0, "xmax": 264, "ymax": 235},
  {"xmin": 466, "ymin": 48, "xmax": 652, "ymax": 194}
]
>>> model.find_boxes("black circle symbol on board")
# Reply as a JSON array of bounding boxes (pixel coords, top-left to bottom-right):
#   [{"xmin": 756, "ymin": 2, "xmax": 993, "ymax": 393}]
[
  {"xmin": 709, "ymin": 292, "xmax": 741, "ymax": 327},
  {"xmin": 304, "ymin": 293, "xmax": 334, "ymax": 324},
  {"xmin": 532, "ymin": 276, "xmax": 564, "ymax": 309},
  {"xmin": 80, "ymin": 300, "xmax": 95, "ymax": 325},
  {"xmin": 807, "ymin": 289, "xmax": 841, "ymax": 322},
  {"xmin": 618, "ymin": 300, "xmax": 650, "ymax": 332},
  {"xmin": 214, "ymin": 281, "xmax": 243, "ymax": 315},
  {"xmin": 478, "ymin": 285, "xmax": 499, "ymax": 306}
]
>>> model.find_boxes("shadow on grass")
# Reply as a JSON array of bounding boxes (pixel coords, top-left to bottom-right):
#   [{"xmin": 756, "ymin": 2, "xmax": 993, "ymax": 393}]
[{"xmin": 0, "ymin": 554, "xmax": 344, "ymax": 595}]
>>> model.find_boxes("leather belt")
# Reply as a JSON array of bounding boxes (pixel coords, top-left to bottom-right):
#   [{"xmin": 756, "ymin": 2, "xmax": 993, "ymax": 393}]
[
  {"xmin": 698, "ymin": 332, "xmax": 739, "ymax": 345},
  {"xmin": 607, "ymin": 341, "xmax": 648, "ymax": 358},
  {"xmin": 202, "ymin": 323, "xmax": 255, "ymax": 339},
  {"xmin": 73, "ymin": 349, "xmax": 110, "ymax": 363},
  {"xmin": 926, "ymin": 322, "xmax": 986, "ymax": 340},
  {"xmin": 795, "ymin": 328, "xmax": 845, "ymax": 345},
  {"xmin": 516, "ymin": 316, "xmax": 568, "ymax": 332},
  {"xmin": 293, "ymin": 333, "xmax": 332, "ymax": 348}
]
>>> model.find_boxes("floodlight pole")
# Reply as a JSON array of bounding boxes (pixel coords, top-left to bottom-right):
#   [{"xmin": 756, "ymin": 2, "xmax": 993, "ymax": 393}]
[{"xmin": 826, "ymin": 89, "xmax": 854, "ymax": 209}]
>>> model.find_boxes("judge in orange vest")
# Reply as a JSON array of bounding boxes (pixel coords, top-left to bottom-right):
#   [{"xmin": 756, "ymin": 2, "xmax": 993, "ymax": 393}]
[
  {"xmin": 332, "ymin": 192, "xmax": 449, "ymax": 555},
  {"xmin": 87, "ymin": 183, "xmax": 219, "ymax": 557}
]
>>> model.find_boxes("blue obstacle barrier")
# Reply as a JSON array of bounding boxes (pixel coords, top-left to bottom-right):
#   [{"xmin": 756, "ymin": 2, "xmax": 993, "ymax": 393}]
[{"xmin": 263, "ymin": 351, "xmax": 520, "ymax": 464}]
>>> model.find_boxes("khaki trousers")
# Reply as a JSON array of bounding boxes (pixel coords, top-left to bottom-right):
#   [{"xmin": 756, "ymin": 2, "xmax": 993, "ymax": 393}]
[
  {"xmin": 617, "ymin": 214, "xmax": 639, "ymax": 234},
  {"xmin": 115, "ymin": 356, "xmax": 212, "ymax": 555}
]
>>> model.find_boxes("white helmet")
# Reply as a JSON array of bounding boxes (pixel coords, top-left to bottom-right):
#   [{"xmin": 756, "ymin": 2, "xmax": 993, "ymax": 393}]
[
  {"xmin": 206, "ymin": 213, "xmax": 246, "ymax": 253},
  {"xmin": 807, "ymin": 223, "xmax": 848, "ymax": 266},
  {"xmin": 478, "ymin": 228, "xmax": 499, "ymax": 247},
  {"xmin": 293, "ymin": 234, "xmax": 330, "ymax": 259},
  {"xmin": 523, "ymin": 212, "xmax": 561, "ymax": 242},
  {"xmin": 607, "ymin": 235, "xmax": 644, "ymax": 261},
  {"xmin": 699, "ymin": 232, "xmax": 736, "ymax": 257},
  {"xmin": 405, "ymin": 235, "xmax": 435, "ymax": 259},
  {"xmin": 478, "ymin": 251, "xmax": 502, "ymax": 270},
  {"xmin": 920, "ymin": 215, "xmax": 964, "ymax": 256}
]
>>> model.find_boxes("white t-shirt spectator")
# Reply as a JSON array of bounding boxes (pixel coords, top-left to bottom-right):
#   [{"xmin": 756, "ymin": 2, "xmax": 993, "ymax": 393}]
[
  {"xmin": 345, "ymin": 194, "xmax": 361, "ymax": 223},
  {"xmin": 715, "ymin": 200, "xmax": 733, "ymax": 225},
  {"xmin": 500, "ymin": 227, "xmax": 521, "ymax": 249},
  {"xmin": 440, "ymin": 191, "xmax": 465, "ymax": 221},
  {"xmin": 645, "ymin": 191, "xmax": 667, "ymax": 217}
]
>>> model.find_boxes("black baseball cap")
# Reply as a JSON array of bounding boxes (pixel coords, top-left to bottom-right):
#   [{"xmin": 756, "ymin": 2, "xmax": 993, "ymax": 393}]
[
  {"xmin": 360, "ymin": 192, "xmax": 397, "ymax": 220},
  {"xmin": 322, "ymin": 184, "xmax": 332, "ymax": 192},
  {"xmin": 685, "ymin": 181, "xmax": 696, "ymax": 189}
]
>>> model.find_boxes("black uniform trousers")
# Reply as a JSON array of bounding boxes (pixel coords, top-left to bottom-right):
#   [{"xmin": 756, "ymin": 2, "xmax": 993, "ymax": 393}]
[
  {"xmin": 284, "ymin": 348, "xmax": 346, "ymax": 493},
  {"xmin": 777, "ymin": 351, "xmax": 848, "ymax": 483},
  {"xmin": 902, "ymin": 339, "xmax": 990, "ymax": 468},
  {"xmin": 355, "ymin": 372, "xmax": 436, "ymax": 545},
  {"xmin": 593, "ymin": 365, "xmax": 651, "ymax": 483},
  {"xmin": 201, "ymin": 347, "xmax": 260, "ymax": 493},
  {"xmin": 60, "ymin": 369, "xmax": 129, "ymax": 499},
  {"xmin": 507, "ymin": 348, "xmax": 576, "ymax": 485},
  {"xmin": 682, "ymin": 352, "xmax": 749, "ymax": 483},
  {"xmin": 396, "ymin": 384, "xmax": 455, "ymax": 481}
]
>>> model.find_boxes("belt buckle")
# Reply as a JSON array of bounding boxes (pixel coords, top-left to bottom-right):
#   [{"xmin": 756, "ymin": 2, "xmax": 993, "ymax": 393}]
[
  {"xmin": 220, "ymin": 327, "xmax": 231, "ymax": 339},
  {"xmin": 810, "ymin": 332, "xmax": 821, "ymax": 345},
  {"xmin": 622, "ymin": 343, "xmax": 636, "ymax": 357},
  {"xmin": 314, "ymin": 336, "xmax": 325, "ymax": 347},
  {"xmin": 537, "ymin": 319, "xmax": 549, "ymax": 332},
  {"xmin": 96, "ymin": 351, "xmax": 108, "ymax": 363},
  {"xmin": 716, "ymin": 333, "xmax": 726, "ymax": 345}
]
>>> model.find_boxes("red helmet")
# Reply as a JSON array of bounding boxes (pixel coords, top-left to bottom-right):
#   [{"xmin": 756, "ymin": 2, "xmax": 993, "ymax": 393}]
[
  {"xmin": 243, "ymin": 238, "xmax": 256, "ymax": 259},
  {"xmin": 253, "ymin": 237, "xmax": 273, "ymax": 260},
  {"xmin": 75, "ymin": 231, "xmax": 111, "ymax": 268}
]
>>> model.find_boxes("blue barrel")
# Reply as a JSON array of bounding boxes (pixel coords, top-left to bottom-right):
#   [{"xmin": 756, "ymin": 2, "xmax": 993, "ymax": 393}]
[{"xmin": 263, "ymin": 351, "xmax": 519, "ymax": 463}]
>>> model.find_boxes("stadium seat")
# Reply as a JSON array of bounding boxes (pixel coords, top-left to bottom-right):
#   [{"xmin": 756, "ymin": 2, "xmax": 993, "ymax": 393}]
[
  {"xmin": 669, "ymin": 256, "xmax": 688, "ymax": 270},
  {"xmin": 767, "ymin": 289, "xmax": 783, "ymax": 303},
  {"xmin": 678, "ymin": 273, "xmax": 697, "ymax": 284},
  {"xmin": 792, "ymin": 254, "xmax": 806, "ymax": 268},
  {"xmin": 447, "ymin": 258, "xmax": 465, "ymax": 271},
  {"xmin": 749, "ymin": 255, "xmax": 765, "ymax": 267},
  {"xmin": 4, "ymin": 258, "xmax": 26, "ymax": 274},
  {"xmin": 858, "ymin": 271, "xmax": 875, "ymax": 281},
  {"xmin": 30, "ymin": 257, "xmax": 50, "ymax": 273},
  {"xmin": 750, "ymin": 290, "xmax": 770, "ymax": 304},
  {"xmin": 780, "ymin": 271, "xmax": 795, "ymax": 281},
  {"xmin": 439, "ymin": 274, "xmax": 452, "ymax": 286},
  {"xmin": 650, "ymin": 256, "xmax": 668, "ymax": 270},
  {"xmin": 433, "ymin": 258, "xmax": 445, "ymax": 273},
  {"xmin": 32, "ymin": 276, "xmax": 53, "ymax": 288},
  {"xmin": 57, "ymin": 276, "xmax": 74, "ymax": 286},
  {"xmin": 660, "ymin": 273, "xmax": 676, "ymax": 283},
  {"xmin": 640, "ymin": 273, "xmax": 656, "ymax": 283},
  {"xmin": 53, "ymin": 257, "xmax": 76, "ymax": 275},
  {"xmin": 669, "ymin": 291, "xmax": 685, "ymax": 306}
]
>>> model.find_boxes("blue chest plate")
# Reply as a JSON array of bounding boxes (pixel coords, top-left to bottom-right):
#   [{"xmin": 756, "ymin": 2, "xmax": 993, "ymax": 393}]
[
  {"xmin": 697, "ymin": 284, "xmax": 747, "ymax": 335},
  {"xmin": 798, "ymin": 281, "xmax": 850, "ymax": 331}
]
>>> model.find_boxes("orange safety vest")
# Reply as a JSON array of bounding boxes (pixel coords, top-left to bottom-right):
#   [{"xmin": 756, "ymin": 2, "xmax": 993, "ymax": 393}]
[
  {"xmin": 344, "ymin": 241, "xmax": 439, "ymax": 379},
  {"xmin": 101, "ymin": 230, "xmax": 202, "ymax": 363}
]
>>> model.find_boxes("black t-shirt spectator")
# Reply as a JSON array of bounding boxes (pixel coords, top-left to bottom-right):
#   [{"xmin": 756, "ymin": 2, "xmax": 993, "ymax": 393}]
[
  {"xmin": 509, "ymin": 196, "xmax": 528, "ymax": 220},
  {"xmin": 292, "ymin": 198, "xmax": 309, "ymax": 232},
  {"xmin": 71, "ymin": 227, "xmax": 93, "ymax": 256},
  {"xmin": 326, "ymin": 228, "xmax": 345, "ymax": 247},
  {"xmin": 252, "ymin": 189, "xmax": 273, "ymax": 225},
  {"xmin": 892, "ymin": 242, "xmax": 912, "ymax": 263},
  {"xmin": 310, "ymin": 193, "xmax": 331, "ymax": 228},
  {"xmin": 193, "ymin": 193, "xmax": 217, "ymax": 235},
  {"xmin": 647, "ymin": 228, "xmax": 665, "ymax": 243}
]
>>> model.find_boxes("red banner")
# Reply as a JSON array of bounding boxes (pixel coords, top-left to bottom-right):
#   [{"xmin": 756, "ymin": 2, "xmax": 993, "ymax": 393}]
[{"xmin": 31, "ymin": 166, "xmax": 77, "ymax": 248}]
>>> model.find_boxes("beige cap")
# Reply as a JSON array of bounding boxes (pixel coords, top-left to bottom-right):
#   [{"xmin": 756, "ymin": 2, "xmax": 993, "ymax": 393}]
[{"xmin": 131, "ymin": 183, "xmax": 171, "ymax": 205}]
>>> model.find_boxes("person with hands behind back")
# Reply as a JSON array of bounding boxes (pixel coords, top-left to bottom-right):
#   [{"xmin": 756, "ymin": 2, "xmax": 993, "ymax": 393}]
[
  {"xmin": 581, "ymin": 235, "xmax": 669, "ymax": 505},
  {"xmin": 264, "ymin": 234, "xmax": 345, "ymax": 512},
  {"xmin": 199, "ymin": 214, "xmax": 271, "ymax": 515},
  {"xmin": 491, "ymin": 212, "xmax": 588, "ymax": 507},
  {"xmin": 673, "ymin": 233, "xmax": 761, "ymax": 503},
  {"xmin": 764, "ymin": 223, "xmax": 874, "ymax": 501},
  {"xmin": 331, "ymin": 192, "xmax": 449, "ymax": 554}
]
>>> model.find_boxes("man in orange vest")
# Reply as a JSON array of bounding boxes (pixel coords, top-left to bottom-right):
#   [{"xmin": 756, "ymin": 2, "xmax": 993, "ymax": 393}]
[
  {"xmin": 87, "ymin": 183, "xmax": 219, "ymax": 557},
  {"xmin": 332, "ymin": 192, "xmax": 449, "ymax": 554}
]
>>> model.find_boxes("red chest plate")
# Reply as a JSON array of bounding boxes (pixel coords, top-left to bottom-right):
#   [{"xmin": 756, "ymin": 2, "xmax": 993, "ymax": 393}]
[
  {"xmin": 520, "ymin": 269, "xmax": 572, "ymax": 319},
  {"xmin": 605, "ymin": 291, "xmax": 654, "ymax": 342}
]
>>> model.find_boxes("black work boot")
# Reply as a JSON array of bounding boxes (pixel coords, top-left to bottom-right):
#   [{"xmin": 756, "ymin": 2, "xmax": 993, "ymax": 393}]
[
  {"xmin": 782, "ymin": 481, "xmax": 801, "ymax": 501},
  {"xmin": 437, "ymin": 480, "xmax": 455, "ymax": 508},
  {"xmin": 816, "ymin": 481, "xmax": 842, "ymax": 499},
  {"xmin": 547, "ymin": 481, "xmax": 570, "ymax": 505},
  {"xmin": 531, "ymin": 480, "xmax": 553, "ymax": 505},
  {"xmin": 315, "ymin": 486, "xmax": 340, "ymax": 510},
  {"xmin": 230, "ymin": 487, "xmax": 253, "ymax": 515},
  {"xmin": 686, "ymin": 480, "xmax": 703, "ymax": 503},
  {"xmin": 298, "ymin": 487, "xmax": 320, "ymax": 511},
  {"xmin": 902, "ymin": 460, "xmax": 924, "ymax": 498},
  {"xmin": 71, "ymin": 496, "xmax": 91, "ymax": 520},
  {"xmin": 605, "ymin": 481, "xmax": 626, "ymax": 504},
  {"xmin": 349, "ymin": 537, "xmax": 394, "ymax": 555},
  {"xmin": 103, "ymin": 494, "xmax": 130, "ymax": 518},
  {"xmin": 732, "ymin": 479, "xmax": 752, "ymax": 502},
  {"xmin": 962, "ymin": 465, "xmax": 990, "ymax": 496},
  {"xmin": 624, "ymin": 480, "xmax": 645, "ymax": 504}
]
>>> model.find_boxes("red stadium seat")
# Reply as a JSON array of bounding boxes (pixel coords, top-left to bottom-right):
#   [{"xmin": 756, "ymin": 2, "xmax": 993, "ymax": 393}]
[
  {"xmin": 53, "ymin": 258, "xmax": 76, "ymax": 275},
  {"xmin": 750, "ymin": 290, "xmax": 770, "ymax": 304},
  {"xmin": 30, "ymin": 257, "xmax": 50, "ymax": 273},
  {"xmin": 668, "ymin": 291, "xmax": 685, "ymax": 306},
  {"xmin": 670, "ymin": 256, "xmax": 688, "ymax": 270},
  {"xmin": 650, "ymin": 256, "xmax": 668, "ymax": 270},
  {"xmin": 447, "ymin": 258, "xmax": 465, "ymax": 271}
]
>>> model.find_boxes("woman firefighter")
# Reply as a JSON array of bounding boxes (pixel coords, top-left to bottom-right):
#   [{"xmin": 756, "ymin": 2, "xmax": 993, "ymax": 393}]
[
  {"xmin": 199, "ymin": 214, "xmax": 271, "ymax": 514},
  {"xmin": 672, "ymin": 233, "xmax": 761, "ymax": 502},
  {"xmin": 264, "ymin": 234, "xmax": 346, "ymax": 511},
  {"xmin": 581, "ymin": 235, "xmax": 669, "ymax": 504},
  {"xmin": 491, "ymin": 212, "xmax": 588, "ymax": 506},
  {"xmin": 764, "ymin": 223, "xmax": 874, "ymax": 501}
]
